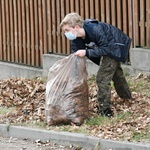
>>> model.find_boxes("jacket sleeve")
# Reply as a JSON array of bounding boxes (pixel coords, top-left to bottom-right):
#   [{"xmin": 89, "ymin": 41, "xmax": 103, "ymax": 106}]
[
  {"xmin": 71, "ymin": 38, "xmax": 86, "ymax": 53},
  {"xmin": 71, "ymin": 38, "xmax": 101, "ymax": 65},
  {"xmin": 85, "ymin": 26, "xmax": 110, "ymax": 58}
]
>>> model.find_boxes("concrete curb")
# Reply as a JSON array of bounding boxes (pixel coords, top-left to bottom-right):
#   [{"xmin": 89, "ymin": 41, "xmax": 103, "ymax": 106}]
[{"xmin": 0, "ymin": 124, "xmax": 150, "ymax": 150}]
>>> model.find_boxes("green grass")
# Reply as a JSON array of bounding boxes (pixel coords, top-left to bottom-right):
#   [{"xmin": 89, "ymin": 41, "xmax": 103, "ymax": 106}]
[
  {"xmin": 86, "ymin": 112, "xmax": 132, "ymax": 127},
  {"xmin": 86, "ymin": 115, "xmax": 109, "ymax": 126},
  {"xmin": 114, "ymin": 112, "xmax": 132, "ymax": 121},
  {"xmin": 47, "ymin": 124, "xmax": 91, "ymax": 135},
  {"xmin": 127, "ymin": 76, "xmax": 150, "ymax": 97},
  {"xmin": 14, "ymin": 120, "xmax": 47, "ymax": 129},
  {"xmin": 131, "ymin": 126, "xmax": 150, "ymax": 142},
  {"xmin": 0, "ymin": 106, "xmax": 16, "ymax": 115}
]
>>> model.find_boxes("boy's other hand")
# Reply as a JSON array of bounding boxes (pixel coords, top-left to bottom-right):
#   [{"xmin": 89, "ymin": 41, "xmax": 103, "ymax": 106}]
[{"xmin": 74, "ymin": 50, "xmax": 86, "ymax": 57}]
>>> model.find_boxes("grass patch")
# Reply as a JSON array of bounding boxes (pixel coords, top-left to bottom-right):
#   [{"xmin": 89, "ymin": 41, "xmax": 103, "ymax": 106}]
[
  {"xmin": 0, "ymin": 106, "xmax": 16, "ymax": 115},
  {"xmin": 114, "ymin": 112, "xmax": 132, "ymax": 122},
  {"xmin": 86, "ymin": 112, "xmax": 132, "ymax": 127},
  {"xmin": 48, "ymin": 124, "xmax": 90, "ymax": 135},
  {"xmin": 86, "ymin": 115, "xmax": 109, "ymax": 126},
  {"xmin": 27, "ymin": 121, "xmax": 47, "ymax": 129},
  {"xmin": 126, "ymin": 75, "xmax": 150, "ymax": 97},
  {"xmin": 14, "ymin": 120, "xmax": 47, "ymax": 129},
  {"xmin": 131, "ymin": 126, "xmax": 150, "ymax": 142}
]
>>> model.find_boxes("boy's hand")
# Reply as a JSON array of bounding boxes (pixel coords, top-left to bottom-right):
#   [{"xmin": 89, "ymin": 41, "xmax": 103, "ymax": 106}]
[{"xmin": 74, "ymin": 50, "xmax": 86, "ymax": 57}]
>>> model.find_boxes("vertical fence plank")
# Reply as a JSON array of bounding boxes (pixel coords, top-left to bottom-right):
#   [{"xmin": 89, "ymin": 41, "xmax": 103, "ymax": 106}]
[
  {"xmin": 25, "ymin": 0, "xmax": 31, "ymax": 65},
  {"xmin": 42, "ymin": 0, "xmax": 47, "ymax": 55},
  {"xmin": 65, "ymin": 0, "xmax": 70, "ymax": 18},
  {"xmin": 90, "ymin": 0, "xmax": 94, "ymax": 18},
  {"xmin": 106, "ymin": 0, "xmax": 111, "ymax": 24},
  {"xmin": 75, "ymin": 0, "xmax": 80, "ymax": 13},
  {"xmin": 65, "ymin": 0, "xmax": 71, "ymax": 54},
  {"xmin": 0, "ymin": 1, "xmax": 2, "ymax": 59},
  {"xmin": 116, "ymin": 0, "xmax": 122, "ymax": 30},
  {"xmin": 95, "ymin": 0, "xmax": 100, "ymax": 20},
  {"xmin": 128, "ymin": 0, "xmax": 133, "ymax": 46},
  {"xmin": 2, "ymin": 0, "xmax": 7, "ymax": 61},
  {"xmin": 140, "ymin": 0, "xmax": 145, "ymax": 46},
  {"xmin": 29, "ymin": 0, "xmax": 35, "ymax": 66},
  {"xmin": 100, "ymin": 0, "xmax": 105, "ymax": 22},
  {"xmin": 34, "ymin": 0, "xmax": 39, "ymax": 66},
  {"xmin": 146, "ymin": 0, "xmax": 150, "ymax": 46},
  {"xmin": 56, "ymin": 0, "xmax": 61, "ymax": 53},
  {"xmin": 85, "ymin": 0, "xmax": 89, "ymax": 19},
  {"xmin": 21, "ymin": 0, "xmax": 27, "ymax": 64},
  {"xmin": 134, "ymin": 0, "xmax": 139, "ymax": 46},
  {"xmin": 47, "ymin": 0, "xmax": 53, "ymax": 54},
  {"xmin": 17, "ymin": 0, "xmax": 22, "ymax": 63},
  {"xmin": 9, "ymin": 0, "xmax": 15, "ymax": 62},
  {"xmin": 111, "ymin": 0, "xmax": 116, "ymax": 26},
  {"xmin": 52, "ymin": 0, "xmax": 57, "ymax": 53},
  {"xmin": 80, "ymin": 0, "xmax": 84, "ymax": 18},
  {"xmin": 38, "ymin": 0, "xmax": 43, "ymax": 66},
  {"xmin": 70, "ymin": 0, "xmax": 75, "ymax": 12},
  {"xmin": 13, "ymin": 0, "xmax": 19, "ymax": 62},
  {"xmin": 62, "ymin": 0, "xmax": 68, "ymax": 54},
  {"xmin": 122, "ymin": 0, "xmax": 128, "ymax": 34},
  {"xmin": 5, "ymin": 0, "xmax": 11, "ymax": 61}
]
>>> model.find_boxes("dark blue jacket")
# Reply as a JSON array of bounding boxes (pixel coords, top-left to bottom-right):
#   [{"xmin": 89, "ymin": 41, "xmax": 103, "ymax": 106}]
[{"xmin": 71, "ymin": 19, "xmax": 131, "ymax": 65}]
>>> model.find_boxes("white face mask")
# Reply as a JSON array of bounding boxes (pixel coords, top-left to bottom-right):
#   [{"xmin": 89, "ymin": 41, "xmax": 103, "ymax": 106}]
[{"xmin": 65, "ymin": 31, "xmax": 77, "ymax": 40}]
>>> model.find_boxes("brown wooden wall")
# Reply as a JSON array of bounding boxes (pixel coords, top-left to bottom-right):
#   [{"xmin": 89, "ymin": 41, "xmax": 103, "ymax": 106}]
[{"xmin": 0, "ymin": 0, "xmax": 150, "ymax": 67}]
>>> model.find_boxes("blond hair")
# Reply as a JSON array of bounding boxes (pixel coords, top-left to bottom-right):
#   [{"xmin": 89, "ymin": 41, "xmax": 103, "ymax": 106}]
[{"xmin": 60, "ymin": 12, "xmax": 83, "ymax": 28}]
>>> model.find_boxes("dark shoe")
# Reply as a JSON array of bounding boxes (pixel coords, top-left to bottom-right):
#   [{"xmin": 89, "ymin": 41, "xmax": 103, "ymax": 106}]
[
  {"xmin": 100, "ymin": 108, "xmax": 114, "ymax": 117},
  {"xmin": 119, "ymin": 92, "xmax": 133, "ymax": 100}
]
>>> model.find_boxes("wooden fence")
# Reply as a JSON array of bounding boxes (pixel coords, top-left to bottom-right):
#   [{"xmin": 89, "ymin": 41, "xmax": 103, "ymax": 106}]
[{"xmin": 0, "ymin": 0, "xmax": 150, "ymax": 67}]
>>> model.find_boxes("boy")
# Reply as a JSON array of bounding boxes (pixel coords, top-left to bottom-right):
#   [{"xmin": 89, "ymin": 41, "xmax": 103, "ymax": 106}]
[{"xmin": 60, "ymin": 12, "xmax": 132, "ymax": 117}]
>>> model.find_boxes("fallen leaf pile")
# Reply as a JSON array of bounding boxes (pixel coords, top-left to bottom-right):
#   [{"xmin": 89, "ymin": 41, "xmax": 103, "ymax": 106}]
[
  {"xmin": 88, "ymin": 74, "xmax": 150, "ymax": 142},
  {"xmin": 0, "ymin": 77, "xmax": 46, "ymax": 124},
  {"xmin": 0, "ymin": 74, "xmax": 150, "ymax": 142}
]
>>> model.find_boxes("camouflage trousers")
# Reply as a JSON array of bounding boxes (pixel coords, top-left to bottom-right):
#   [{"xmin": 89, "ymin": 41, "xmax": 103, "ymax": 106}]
[{"xmin": 96, "ymin": 56, "xmax": 132, "ymax": 112}]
